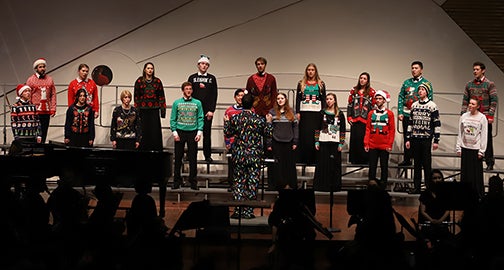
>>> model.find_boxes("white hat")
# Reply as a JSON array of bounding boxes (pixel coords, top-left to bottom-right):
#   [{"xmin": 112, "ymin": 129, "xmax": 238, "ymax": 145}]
[
  {"xmin": 16, "ymin": 84, "xmax": 31, "ymax": 96},
  {"xmin": 374, "ymin": 90, "xmax": 391, "ymax": 102},
  {"xmin": 33, "ymin": 58, "xmax": 47, "ymax": 69},
  {"xmin": 198, "ymin": 54, "xmax": 210, "ymax": 64}
]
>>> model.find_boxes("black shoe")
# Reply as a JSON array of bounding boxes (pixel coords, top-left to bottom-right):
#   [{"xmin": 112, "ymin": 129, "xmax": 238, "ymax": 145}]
[
  {"xmin": 408, "ymin": 188, "xmax": 420, "ymax": 194},
  {"xmin": 205, "ymin": 157, "xmax": 213, "ymax": 163},
  {"xmin": 190, "ymin": 184, "xmax": 199, "ymax": 191},
  {"xmin": 172, "ymin": 182, "xmax": 180, "ymax": 190},
  {"xmin": 486, "ymin": 164, "xmax": 494, "ymax": 171},
  {"xmin": 230, "ymin": 212, "xmax": 240, "ymax": 219},
  {"xmin": 398, "ymin": 161, "xmax": 412, "ymax": 166},
  {"xmin": 243, "ymin": 214, "xmax": 256, "ymax": 219}
]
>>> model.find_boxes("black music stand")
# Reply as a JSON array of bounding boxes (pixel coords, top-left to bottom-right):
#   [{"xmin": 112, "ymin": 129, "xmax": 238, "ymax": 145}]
[
  {"xmin": 274, "ymin": 188, "xmax": 333, "ymax": 240},
  {"xmin": 261, "ymin": 158, "xmax": 276, "ymax": 216},
  {"xmin": 436, "ymin": 181, "xmax": 478, "ymax": 234},
  {"xmin": 328, "ymin": 185, "xmax": 341, "ymax": 232}
]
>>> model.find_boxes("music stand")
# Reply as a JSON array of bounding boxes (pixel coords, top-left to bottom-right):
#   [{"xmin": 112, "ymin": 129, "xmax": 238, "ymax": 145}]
[
  {"xmin": 436, "ymin": 181, "xmax": 478, "ymax": 234},
  {"xmin": 274, "ymin": 189, "xmax": 333, "ymax": 240},
  {"xmin": 328, "ymin": 186, "xmax": 341, "ymax": 232}
]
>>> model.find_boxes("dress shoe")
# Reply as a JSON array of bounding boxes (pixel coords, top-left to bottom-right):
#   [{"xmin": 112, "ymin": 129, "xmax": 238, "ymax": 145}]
[
  {"xmin": 398, "ymin": 161, "xmax": 412, "ymax": 166},
  {"xmin": 205, "ymin": 157, "xmax": 213, "ymax": 163},
  {"xmin": 486, "ymin": 164, "xmax": 494, "ymax": 171},
  {"xmin": 190, "ymin": 184, "xmax": 199, "ymax": 191},
  {"xmin": 172, "ymin": 182, "xmax": 180, "ymax": 190},
  {"xmin": 230, "ymin": 212, "xmax": 240, "ymax": 219},
  {"xmin": 408, "ymin": 188, "xmax": 420, "ymax": 194}
]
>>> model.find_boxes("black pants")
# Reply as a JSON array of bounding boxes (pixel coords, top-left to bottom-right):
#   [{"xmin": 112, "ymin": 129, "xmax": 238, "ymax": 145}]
[
  {"xmin": 38, "ymin": 114, "xmax": 50, "ymax": 143},
  {"xmin": 401, "ymin": 116, "xmax": 412, "ymax": 162},
  {"xmin": 461, "ymin": 147, "xmax": 484, "ymax": 198},
  {"xmin": 174, "ymin": 130, "xmax": 198, "ymax": 186},
  {"xmin": 485, "ymin": 123, "xmax": 494, "ymax": 166},
  {"xmin": 368, "ymin": 149, "xmax": 390, "ymax": 183},
  {"xmin": 202, "ymin": 117, "xmax": 213, "ymax": 159},
  {"xmin": 411, "ymin": 139, "xmax": 432, "ymax": 190}
]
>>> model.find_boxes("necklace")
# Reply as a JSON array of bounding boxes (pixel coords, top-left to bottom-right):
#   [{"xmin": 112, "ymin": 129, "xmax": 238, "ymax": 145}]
[{"xmin": 122, "ymin": 106, "xmax": 131, "ymax": 115}]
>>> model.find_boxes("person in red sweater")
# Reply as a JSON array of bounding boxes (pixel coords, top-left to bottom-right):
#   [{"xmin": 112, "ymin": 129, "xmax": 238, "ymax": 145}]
[
  {"xmin": 364, "ymin": 90, "xmax": 395, "ymax": 188},
  {"xmin": 26, "ymin": 58, "xmax": 57, "ymax": 143},
  {"xmin": 67, "ymin": 64, "xmax": 99, "ymax": 118},
  {"xmin": 246, "ymin": 56, "xmax": 278, "ymax": 117}
]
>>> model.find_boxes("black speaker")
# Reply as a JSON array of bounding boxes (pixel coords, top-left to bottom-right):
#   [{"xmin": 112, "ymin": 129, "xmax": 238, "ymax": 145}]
[{"xmin": 169, "ymin": 200, "xmax": 230, "ymax": 239}]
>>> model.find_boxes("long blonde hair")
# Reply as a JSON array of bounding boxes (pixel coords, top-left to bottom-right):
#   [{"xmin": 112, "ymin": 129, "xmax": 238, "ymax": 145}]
[{"xmin": 299, "ymin": 63, "xmax": 323, "ymax": 93}]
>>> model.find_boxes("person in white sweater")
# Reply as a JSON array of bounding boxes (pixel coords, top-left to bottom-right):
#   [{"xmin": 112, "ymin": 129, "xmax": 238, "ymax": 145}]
[{"xmin": 456, "ymin": 97, "xmax": 488, "ymax": 199}]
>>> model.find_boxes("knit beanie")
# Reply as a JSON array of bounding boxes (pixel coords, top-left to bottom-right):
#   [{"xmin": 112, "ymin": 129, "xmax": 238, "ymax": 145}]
[
  {"xmin": 418, "ymin": 83, "xmax": 431, "ymax": 94},
  {"xmin": 33, "ymin": 58, "xmax": 47, "ymax": 69},
  {"xmin": 198, "ymin": 54, "xmax": 210, "ymax": 64}
]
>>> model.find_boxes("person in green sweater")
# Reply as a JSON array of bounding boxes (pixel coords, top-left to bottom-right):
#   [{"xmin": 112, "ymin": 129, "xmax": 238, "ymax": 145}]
[
  {"xmin": 170, "ymin": 82, "xmax": 204, "ymax": 190},
  {"xmin": 397, "ymin": 60, "xmax": 434, "ymax": 166}
]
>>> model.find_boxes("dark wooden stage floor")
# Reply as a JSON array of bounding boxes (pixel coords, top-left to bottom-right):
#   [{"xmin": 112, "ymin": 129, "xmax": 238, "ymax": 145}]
[
  {"xmin": 93, "ymin": 187, "xmax": 459, "ymax": 270},
  {"xmin": 35, "ymin": 184, "xmax": 471, "ymax": 270}
]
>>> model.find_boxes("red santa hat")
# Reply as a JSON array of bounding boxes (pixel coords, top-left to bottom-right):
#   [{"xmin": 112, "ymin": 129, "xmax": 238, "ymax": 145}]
[
  {"xmin": 197, "ymin": 54, "xmax": 210, "ymax": 64},
  {"xmin": 374, "ymin": 90, "xmax": 391, "ymax": 102},
  {"xmin": 33, "ymin": 58, "xmax": 47, "ymax": 69},
  {"xmin": 16, "ymin": 84, "xmax": 31, "ymax": 96}
]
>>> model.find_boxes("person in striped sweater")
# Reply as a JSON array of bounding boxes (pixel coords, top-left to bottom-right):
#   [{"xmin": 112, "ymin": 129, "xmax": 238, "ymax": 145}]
[
  {"xmin": 11, "ymin": 84, "xmax": 42, "ymax": 144},
  {"xmin": 461, "ymin": 61, "xmax": 498, "ymax": 171}
]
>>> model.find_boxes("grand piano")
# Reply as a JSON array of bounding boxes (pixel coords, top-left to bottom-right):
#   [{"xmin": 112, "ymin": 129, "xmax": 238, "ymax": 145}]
[{"xmin": 1, "ymin": 141, "xmax": 173, "ymax": 217}]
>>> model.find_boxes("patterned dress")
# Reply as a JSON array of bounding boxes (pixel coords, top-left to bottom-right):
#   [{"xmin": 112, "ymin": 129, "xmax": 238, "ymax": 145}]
[{"xmin": 224, "ymin": 110, "xmax": 272, "ymax": 218}]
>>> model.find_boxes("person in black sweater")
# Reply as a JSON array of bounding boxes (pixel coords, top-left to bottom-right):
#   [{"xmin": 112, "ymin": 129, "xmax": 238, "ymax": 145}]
[
  {"xmin": 188, "ymin": 54, "xmax": 218, "ymax": 162},
  {"xmin": 64, "ymin": 88, "xmax": 95, "ymax": 147}
]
